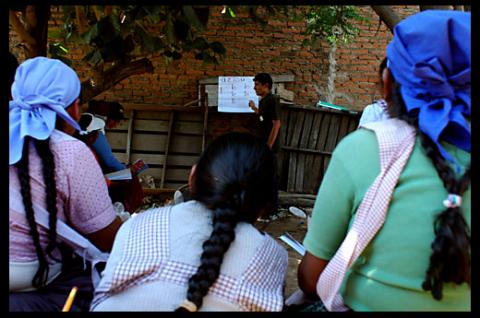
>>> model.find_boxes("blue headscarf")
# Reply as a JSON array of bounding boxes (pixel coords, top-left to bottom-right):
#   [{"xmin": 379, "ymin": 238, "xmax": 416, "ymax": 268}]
[
  {"xmin": 386, "ymin": 10, "xmax": 470, "ymax": 169},
  {"xmin": 9, "ymin": 57, "xmax": 82, "ymax": 165}
]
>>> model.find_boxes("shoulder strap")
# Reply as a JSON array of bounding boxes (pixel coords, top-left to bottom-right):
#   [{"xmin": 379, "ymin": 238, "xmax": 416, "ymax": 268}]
[
  {"xmin": 10, "ymin": 187, "xmax": 109, "ymax": 287},
  {"xmin": 316, "ymin": 118, "xmax": 416, "ymax": 311}
]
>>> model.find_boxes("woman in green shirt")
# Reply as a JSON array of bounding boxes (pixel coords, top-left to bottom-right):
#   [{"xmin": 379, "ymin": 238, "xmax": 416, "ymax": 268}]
[{"xmin": 297, "ymin": 10, "xmax": 471, "ymax": 311}]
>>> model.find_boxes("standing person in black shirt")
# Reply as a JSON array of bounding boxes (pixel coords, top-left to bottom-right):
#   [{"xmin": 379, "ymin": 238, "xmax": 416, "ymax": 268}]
[{"xmin": 248, "ymin": 73, "xmax": 281, "ymax": 152}]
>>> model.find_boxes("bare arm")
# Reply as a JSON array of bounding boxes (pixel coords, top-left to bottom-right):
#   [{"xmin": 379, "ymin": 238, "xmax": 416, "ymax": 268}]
[
  {"xmin": 85, "ymin": 216, "xmax": 123, "ymax": 252},
  {"xmin": 267, "ymin": 120, "xmax": 281, "ymax": 149},
  {"xmin": 298, "ymin": 251, "xmax": 329, "ymax": 298}
]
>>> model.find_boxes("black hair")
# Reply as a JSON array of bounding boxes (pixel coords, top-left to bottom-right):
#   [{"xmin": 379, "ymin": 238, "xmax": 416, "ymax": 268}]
[
  {"xmin": 175, "ymin": 132, "xmax": 277, "ymax": 311},
  {"xmin": 388, "ymin": 79, "xmax": 471, "ymax": 301},
  {"xmin": 15, "ymin": 137, "xmax": 62, "ymax": 288},
  {"xmin": 253, "ymin": 73, "xmax": 273, "ymax": 90},
  {"xmin": 88, "ymin": 100, "xmax": 124, "ymax": 120},
  {"xmin": 78, "ymin": 113, "xmax": 94, "ymax": 131}
]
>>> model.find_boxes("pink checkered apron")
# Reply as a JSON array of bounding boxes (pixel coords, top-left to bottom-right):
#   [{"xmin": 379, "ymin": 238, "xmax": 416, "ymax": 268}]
[{"xmin": 316, "ymin": 118, "xmax": 416, "ymax": 311}]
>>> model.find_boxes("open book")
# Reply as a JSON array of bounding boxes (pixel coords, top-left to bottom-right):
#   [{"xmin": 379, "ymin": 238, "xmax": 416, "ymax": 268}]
[
  {"xmin": 105, "ymin": 159, "xmax": 149, "ymax": 181},
  {"xmin": 279, "ymin": 232, "xmax": 306, "ymax": 256}
]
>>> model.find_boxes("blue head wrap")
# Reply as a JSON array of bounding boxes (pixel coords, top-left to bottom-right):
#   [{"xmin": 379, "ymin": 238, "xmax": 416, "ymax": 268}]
[
  {"xmin": 9, "ymin": 57, "xmax": 82, "ymax": 165},
  {"xmin": 386, "ymin": 10, "xmax": 470, "ymax": 169}
]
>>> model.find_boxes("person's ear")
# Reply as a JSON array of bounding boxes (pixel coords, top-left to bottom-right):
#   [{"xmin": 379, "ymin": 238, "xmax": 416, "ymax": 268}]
[
  {"xmin": 188, "ymin": 164, "xmax": 197, "ymax": 190},
  {"xmin": 383, "ymin": 68, "xmax": 393, "ymax": 102}
]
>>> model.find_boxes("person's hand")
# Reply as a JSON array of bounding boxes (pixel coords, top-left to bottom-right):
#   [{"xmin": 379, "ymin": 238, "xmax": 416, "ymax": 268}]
[{"xmin": 249, "ymin": 100, "xmax": 258, "ymax": 113}]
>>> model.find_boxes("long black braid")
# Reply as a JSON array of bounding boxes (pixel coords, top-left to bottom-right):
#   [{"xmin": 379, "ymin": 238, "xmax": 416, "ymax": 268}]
[
  {"xmin": 175, "ymin": 132, "xmax": 277, "ymax": 311},
  {"xmin": 390, "ymin": 81, "xmax": 471, "ymax": 300},
  {"xmin": 16, "ymin": 137, "xmax": 49, "ymax": 288},
  {"xmin": 34, "ymin": 139, "xmax": 61, "ymax": 261},
  {"xmin": 15, "ymin": 137, "xmax": 62, "ymax": 288}
]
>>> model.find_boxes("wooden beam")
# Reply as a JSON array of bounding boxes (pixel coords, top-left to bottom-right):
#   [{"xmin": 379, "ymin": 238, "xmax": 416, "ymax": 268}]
[
  {"xmin": 282, "ymin": 146, "xmax": 332, "ymax": 157},
  {"xmin": 125, "ymin": 109, "xmax": 135, "ymax": 164},
  {"xmin": 160, "ymin": 111, "xmax": 175, "ymax": 188},
  {"xmin": 121, "ymin": 103, "xmax": 204, "ymax": 112},
  {"xmin": 202, "ymin": 104, "xmax": 209, "ymax": 152}
]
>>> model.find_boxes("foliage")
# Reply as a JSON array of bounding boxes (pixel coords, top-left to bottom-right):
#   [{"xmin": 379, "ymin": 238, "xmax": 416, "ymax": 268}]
[
  {"xmin": 302, "ymin": 6, "xmax": 368, "ymax": 46},
  {"xmin": 219, "ymin": 5, "xmax": 365, "ymax": 46},
  {"xmin": 27, "ymin": 5, "xmax": 367, "ymax": 71},
  {"xmin": 48, "ymin": 5, "xmax": 227, "ymax": 70}
]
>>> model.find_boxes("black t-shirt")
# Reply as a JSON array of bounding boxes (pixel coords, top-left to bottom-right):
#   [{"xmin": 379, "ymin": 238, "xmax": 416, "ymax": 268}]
[{"xmin": 257, "ymin": 93, "xmax": 281, "ymax": 152}]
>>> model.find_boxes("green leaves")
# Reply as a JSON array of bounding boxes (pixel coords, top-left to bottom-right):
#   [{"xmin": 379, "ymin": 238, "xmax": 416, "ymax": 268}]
[
  {"xmin": 49, "ymin": 42, "xmax": 72, "ymax": 66},
  {"xmin": 303, "ymin": 6, "xmax": 364, "ymax": 45}
]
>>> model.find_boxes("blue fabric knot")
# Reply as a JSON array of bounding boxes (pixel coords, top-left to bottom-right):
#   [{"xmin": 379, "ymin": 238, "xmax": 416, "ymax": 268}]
[
  {"xmin": 9, "ymin": 57, "xmax": 82, "ymax": 165},
  {"xmin": 386, "ymin": 10, "xmax": 470, "ymax": 169}
]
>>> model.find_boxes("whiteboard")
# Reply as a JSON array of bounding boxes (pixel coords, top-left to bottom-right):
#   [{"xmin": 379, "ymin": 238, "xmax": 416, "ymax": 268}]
[{"xmin": 218, "ymin": 76, "xmax": 258, "ymax": 113}]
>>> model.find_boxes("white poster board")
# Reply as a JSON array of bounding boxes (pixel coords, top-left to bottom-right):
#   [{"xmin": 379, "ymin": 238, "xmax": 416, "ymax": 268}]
[{"xmin": 218, "ymin": 76, "xmax": 258, "ymax": 113}]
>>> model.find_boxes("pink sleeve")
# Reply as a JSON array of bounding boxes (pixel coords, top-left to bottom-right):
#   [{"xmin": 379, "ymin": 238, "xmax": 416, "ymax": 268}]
[{"xmin": 61, "ymin": 140, "xmax": 116, "ymax": 235}]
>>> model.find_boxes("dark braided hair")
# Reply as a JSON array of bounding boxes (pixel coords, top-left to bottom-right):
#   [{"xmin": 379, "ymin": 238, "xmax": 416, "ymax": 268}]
[
  {"xmin": 175, "ymin": 132, "xmax": 277, "ymax": 311},
  {"xmin": 389, "ymin": 81, "xmax": 471, "ymax": 300},
  {"xmin": 34, "ymin": 139, "xmax": 61, "ymax": 261},
  {"xmin": 15, "ymin": 136, "xmax": 62, "ymax": 288}
]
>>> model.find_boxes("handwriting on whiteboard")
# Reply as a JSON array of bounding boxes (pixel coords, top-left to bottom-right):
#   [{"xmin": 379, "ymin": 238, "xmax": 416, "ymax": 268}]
[{"xmin": 218, "ymin": 76, "xmax": 258, "ymax": 113}]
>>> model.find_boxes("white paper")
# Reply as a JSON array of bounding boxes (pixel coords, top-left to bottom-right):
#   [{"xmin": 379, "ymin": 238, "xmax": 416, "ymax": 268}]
[
  {"xmin": 105, "ymin": 168, "xmax": 132, "ymax": 181},
  {"xmin": 279, "ymin": 233, "xmax": 306, "ymax": 256},
  {"xmin": 218, "ymin": 76, "xmax": 258, "ymax": 113}
]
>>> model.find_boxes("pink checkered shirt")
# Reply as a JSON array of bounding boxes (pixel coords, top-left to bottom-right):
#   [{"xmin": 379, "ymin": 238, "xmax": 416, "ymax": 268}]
[
  {"xmin": 9, "ymin": 130, "xmax": 116, "ymax": 264},
  {"xmin": 317, "ymin": 118, "xmax": 416, "ymax": 311},
  {"xmin": 92, "ymin": 204, "xmax": 288, "ymax": 311}
]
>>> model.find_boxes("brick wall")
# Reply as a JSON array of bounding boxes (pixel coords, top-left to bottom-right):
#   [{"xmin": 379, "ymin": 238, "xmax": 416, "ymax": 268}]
[
  {"xmin": 10, "ymin": 6, "xmax": 419, "ymax": 109},
  {"xmin": 9, "ymin": 5, "xmax": 419, "ymax": 139}
]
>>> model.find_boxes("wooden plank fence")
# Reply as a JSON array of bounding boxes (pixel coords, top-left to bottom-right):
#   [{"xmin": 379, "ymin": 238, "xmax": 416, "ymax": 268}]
[
  {"xmin": 278, "ymin": 104, "xmax": 360, "ymax": 194},
  {"xmin": 104, "ymin": 103, "xmax": 206, "ymax": 191}
]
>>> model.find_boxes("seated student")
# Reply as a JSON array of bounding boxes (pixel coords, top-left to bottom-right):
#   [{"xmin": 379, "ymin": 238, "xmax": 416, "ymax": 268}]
[
  {"xmin": 9, "ymin": 57, "xmax": 123, "ymax": 311},
  {"xmin": 91, "ymin": 132, "xmax": 289, "ymax": 311},
  {"xmin": 76, "ymin": 108, "xmax": 143, "ymax": 212},
  {"xmin": 87, "ymin": 100, "xmax": 127, "ymax": 174},
  {"xmin": 75, "ymin": 113, "xmax": 112, "ymax": 187},
  {"xmin": 297, "ymin": 11, "xmax": 470, "ymax": 311},
  {"xmin": 75, "ymin": 113, "xmax": 105, "ymax": 152}
]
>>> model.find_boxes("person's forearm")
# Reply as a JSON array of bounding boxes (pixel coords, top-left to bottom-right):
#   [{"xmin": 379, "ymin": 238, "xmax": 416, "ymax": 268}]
[{"xmin": 267, "ymin": 121, "xmax": 281, "ymax": 148}]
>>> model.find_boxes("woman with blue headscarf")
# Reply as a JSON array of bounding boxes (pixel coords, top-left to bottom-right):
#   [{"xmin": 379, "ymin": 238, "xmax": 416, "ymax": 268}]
[
  {"xmin": 296, "ymin": 11, "xmax": 470, "ymax": 311},
  {"xmin": 9, "ymin": 57, "xmax": 122, "ymax": 311}
]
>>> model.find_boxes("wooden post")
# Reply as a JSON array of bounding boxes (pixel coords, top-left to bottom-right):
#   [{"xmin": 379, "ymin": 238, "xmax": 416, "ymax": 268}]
[
  {"xmin": 202, "ymin": 93, "xmax": 209, "ymax": 152},
  {"xmin": 160, "ymin": 111, "xmax": 175, "ymax": 188},
  {"xmin": 125, "ymin": 109, "xmax": 135, "ymax": 164}
]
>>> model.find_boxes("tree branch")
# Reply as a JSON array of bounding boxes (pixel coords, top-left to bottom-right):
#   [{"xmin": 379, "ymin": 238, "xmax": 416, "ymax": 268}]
[
  {"xmin": 419, "ymin": 5, "xmax": 454, "ymax": 11},
  {"xmin": 9, "ymin": 10, "xmax": 36, "ymax": 46},
  {"xmin": 75, "ymin": 6, "xmax": 88, "ymax": 34},
  {"xmin": 370, "ymin": 5, "xmax": 401, "ymax": 33},
  {"xmin": 105, "ymin": 5, "xmax": 113, "ymax": 16},
  {"xmin": 80, "ymin": 58, "xmax": 154, "ymax": 103},
  {"xmin": 92, "ymin": 6, "xmax": 102, "ymax": 21}
]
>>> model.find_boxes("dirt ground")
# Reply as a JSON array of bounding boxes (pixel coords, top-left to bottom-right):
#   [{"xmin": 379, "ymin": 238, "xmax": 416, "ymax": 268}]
[{"xmin": 255, "ymin": 209, "xmax": 309, "ymax": 297}]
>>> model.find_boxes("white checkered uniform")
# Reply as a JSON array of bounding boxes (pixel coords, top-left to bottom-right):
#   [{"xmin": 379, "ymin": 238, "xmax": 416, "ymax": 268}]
[{"xmin": 92, "ymin": 201, "xmax": 288, "ymax": 311}]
